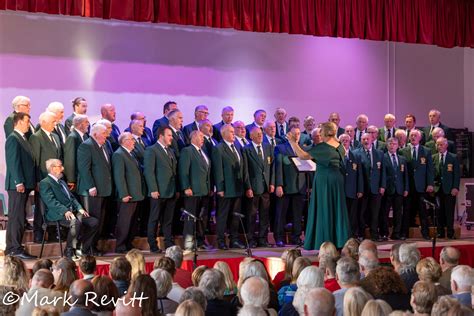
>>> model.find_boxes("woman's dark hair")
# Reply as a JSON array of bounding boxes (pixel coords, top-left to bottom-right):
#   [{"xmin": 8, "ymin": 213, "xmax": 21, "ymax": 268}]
[
  {"xmin": 53, "ymin": 258, "xmax": 77, "ymax": 293},
  {"xmin": 130, "ymin": 274, "xmax": 159, "ymax": 316},
  {"xmin": 32, "ymin": 259, "xmax": 53, "ymax": 275},
  {"xmin": 284, "ymin": 249, "xmax": 302, "ymax": 282},
  {"xmin": 110, "ymin": 257, "xmax": 132, "ymax": 282},
  {"xmin": 91, "ymin": 275, "xmax": 119, "ymax": 312},
  {"xmin": 154, "ymin": 257, "xmax": 176, "ymax": 277}
]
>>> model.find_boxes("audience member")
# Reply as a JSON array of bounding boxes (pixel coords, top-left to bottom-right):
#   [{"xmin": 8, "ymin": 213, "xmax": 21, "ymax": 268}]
[
  {"xmin": 450, "ymin": 265, "xmax": 474, "ymax": 307},
  {"xmin": 319, "ymin": 255, "xmax": 341, "ymax": 292},
  {"xmin": 166, "ymin": 246, "xmax": 193, "ymax": 288},
  {"xmin": 360, "ymin": 299, "xmax": 393, "ymax": 316},
  {"xmin": 359, "ymin": 250, "xmax": 379, "ymax": 277},
  {"xmin": 79, "ymin": 255, "xmax": 97, "ymax": 281},
  {"xmin": 240, "ymin": 276, "xmax": 276, "ymax": 315},
  {"xmin": 398, "ymin": 243, "xmax": 421, "ymax": 292},
  {"xmin": 175, "ymin": 299, "xmax": 205, "ymax": 316},
  {"xmin": 416, "ymin": 257, "xmax": 450, "ymax": 296},
  {"xmin": 277, "ymin": 256, "xmax": 311, "ymax": 307},
  {"xmin": 150, "ymin": 268, "xmax": 177, "ymax": 314},
  {"xmin": 237, "ymin": 305, "xmax": 267, "ymax": 316},
  {"xmin": 319, "ymin": 241, "xmax": 340, "ymax": 261},
  {"xmin": 214, "ymin": 261, "xmax": 238, "ymax": 296},
  {"xmin": 116, "ymin": 274, "xmax": 158, "ymax": 316},
  {"xmin": 125, "ymin": 249, "xmax": 146, "ymax": 281},
  {"xmin": 410, "ymin": 280, "xmax": 437, "ymax": 316},
  {"xmin": 431, "ymin": 295, "xmax": 460, "ymax": 316},
  {"xmin": 32, "ymin": 258, "xmax": 53, "ymax": 275},
  {"xmin": 272, "ymin": 249, "xmax": 301, "ymax": 290},
  {"xmin": 286, "ymin": 266, "xmax": 324, "ymax": 315},
  {"xmin": 179, "ymin": 286, "xmax": 208, "ymax": 312},
  {"xmin": 359, "ymin": 239, "xmax": 378, "ymax": 255},
  {"xmin": 154, "ymin": 256, "xmax": 185, "ymax": 304},
  {"xmin": 61, "ymin": 279, "xmax": 95, "ymax": 316},
  {"xmin": 90, "ymin": 275, "xmax": 120, "ymax": 316},
  {"xmin": 341, "ymin": 238, "xmax": 360, "ymax": 261},
  {"xmin": 343, "ymin": 287, "xmax": 373, "ymax": 316},
  {"xmin": 199, "ymin": 269, "xmax": 236, "ymax": 316},
  {"xmin": 334, "ymin": 257, "xmax": 361, "ymax": 316},
  {"xmin": 0, "ymin": 285, "xmax": 19, "ymax": 315},
  {"xmin": 439, "ymin": 246, "xmax": 461, "ymax": 292},
  {"xmin": 110, "ymin": 257, "xmax": 132, "ymax": 297},
  {"xmin": 192, "ymin": 265, "xmax": 209, "ymax": 287},
  {"xmin": 303, "ymin": 288, "xmax": 336, "ymax": 316},
  {"xmin": 0, "ymin": 255, "xmax": 30, "ymax": 295},
  {"xmin": 51, "ymin": 257, "xmax": 77, "ymax": 294}
]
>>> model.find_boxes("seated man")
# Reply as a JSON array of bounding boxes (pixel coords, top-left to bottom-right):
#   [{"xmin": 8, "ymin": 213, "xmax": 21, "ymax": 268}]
[{"xmin": 39, "ymin": 159, "xmax": 99, "ymax": 259}]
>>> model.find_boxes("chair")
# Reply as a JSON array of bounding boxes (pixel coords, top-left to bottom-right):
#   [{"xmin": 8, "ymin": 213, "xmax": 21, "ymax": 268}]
[{"xmin": 38, "ymin": 199, "xmax": 64, "ymax": 258}]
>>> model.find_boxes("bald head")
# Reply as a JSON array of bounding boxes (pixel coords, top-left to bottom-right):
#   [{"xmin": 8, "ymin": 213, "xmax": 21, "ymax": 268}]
[
  {"xmin": 100, "ymin": 104, "xmax": 116, "ymax": 122},
  {"xmin": 359, "ymin": 239, "xmax": 377, "ymax": 254},
  {"xmin": 69, "ymin": 279, "xmax": 94, "ymax": 307},
  {"xmin": 440, "ymin": 247, "xmax": 460, "ymax": 269}
]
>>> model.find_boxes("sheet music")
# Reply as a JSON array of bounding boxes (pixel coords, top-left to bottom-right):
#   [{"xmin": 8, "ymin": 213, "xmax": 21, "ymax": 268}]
[{"xmin": 291, "ymin": 157, "xmax": 316, "ymax": 172}]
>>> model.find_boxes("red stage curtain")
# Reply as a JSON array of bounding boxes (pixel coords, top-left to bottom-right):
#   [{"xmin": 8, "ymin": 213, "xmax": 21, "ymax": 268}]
[{"xmin": 1, "ymin": 0, "xmax": 473, "ymax": 48}]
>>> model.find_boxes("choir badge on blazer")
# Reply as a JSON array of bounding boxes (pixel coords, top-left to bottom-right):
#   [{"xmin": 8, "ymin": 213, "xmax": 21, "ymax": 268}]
[
  {"xmin": 447, "ymin": 164, "xmax": 453, "ymax": 172},
  {"xmin": 352, "ymin": 163, "xmax": 357, "ymax": 171},
  {"xmin": 400, "ymin": 164, "xmax": 404, "ymax": 172},
  {"xmin": 267, "ymin": 156, "xmax": 272, "ymax": 165},
  {"xmin": 420, "ymin": 157, "xmax": 426, "ymax": 164},
  {"xmin": 376, "ymin": 161, "xmax": 381, "ymax": 169}
]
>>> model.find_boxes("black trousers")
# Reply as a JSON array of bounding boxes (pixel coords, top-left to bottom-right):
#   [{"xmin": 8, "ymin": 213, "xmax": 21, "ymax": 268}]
[
  {"xmin": 80, "ymin": 196, "xmax": 107, "ymax": 247},
  {"xmin": 216, "ymin": 196, "xmax": 241, "ymax": 243},
  {"xmin": 437, "ymin": 193, "xmax": 456, "ymax": 237},
  {"xmin": 6, "ymin": 190, "xmax": 31, "ymax": 254},
  {"xmin": 115, "ymin": 202, "xmax": 138, "ymax": 251},
  {"xmin": 401, "ymin": 197, "xmax": 410, "ymax": 237},
  {"xmin": 148, "ymin": 197, "xmax": 177, "ymax": 250},
  {"xmin": 33, "ymin": 192, "xmax": 44, "ymax": 239},
  {"xmin": 381, "ymin": 194, "xmax": 403, "ymax": 237},
  {"xmin": 346, "ymin": 197, "xmax": 359, "ymax": 237},
  {"xmin": 245, "ymin": 192, "xmax": 270, "ymax": 241},
  {"xmin": 406, "ymin": 191, "xmax": 429, "ymax": 236},
  {"xmin": 360, "ymin": 193, "xmax": 382, "ymax": 239},
  {"xmin": 58, "ymin": 214, "xmax": 98, "ymax": 252},
  {"xmin": 183, "ymin": 196, "xmax": 208, "ymax": 249},
  {"xmin": 102, "ymin": 197, "xmax": 118, "ymax": 238},
  {"xmin": 274, "ymin": 193, "xmax": 304, "ymax": 243},
  {"xmin": 134, "ymin": 198, "xmax": 149, "ymax": 237}
]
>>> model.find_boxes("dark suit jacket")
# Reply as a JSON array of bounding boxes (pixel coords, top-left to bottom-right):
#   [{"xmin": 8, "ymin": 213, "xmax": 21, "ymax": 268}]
[
  {"xmin": 425, "ymin": 139, "xmax": 456, "ymax": 155},
  {"xmin": 76, "ymin": 138, "xmax": 112, "ymax": 197},
  {"xmin": 112, "ymin": 147, "xmax": 145, "ymax": 201},
  {"xmin": 182, "ymin": 121, "xmax": 199, "ymax": 144},
  {"xmin": 433, "ymin": 152, "xmax": 460, "ymax": 194},
  {"xmin": 60, "ymin": 306, "xmax": 95, "ymax": 316},
  {"xmin": 274, "ymin": 142, "xmax": 306, "ymax": 195},
  {"xmin": 203, "ymin": 136, "xmax": 218, "ymax": 157},
  {"xmin": 343, "ymin": 150, "xmax": 364, "ymax": 199},
  {"xmin": 275, "ymin": 121, "xmax": 289, "ymax": 140},
  {"xmin": 242, "ymin": 142, "xmax": 275, "ymax": 195},
  {"xmin": 29, "ymin": 129, "xmax": 63, "ymax": 181},
  {"xmin": 353, "ymin": 147, "xmax": 386, "ymax": 195},
  {"xmin": 212, "ymin": 121, "xmax": 227, "ymax": 142},
  {"xmin": 383, "ymin": 153, "xmax": 409, "ymax": 195},
  {"xmin": 350, "ymin": 139, "xmax": 361, "ymax": 150},
  {"xmin": 233, "ymin": 137, "xmax": 249, "ymax": 151},
  {"xmin": 373, "ymin": 140, "xmax": 387, "ymax": 152},
  {"xmin": 336, "ymin": 126, "xmax": 345, "ymax": 137},
  {"xmin": 170, "ymin": 128, "xmax": 186, "ymax": 158},
  {"xmin": 5, "ymin": 131, "xmax": 36, "ymax": 190},
  {"xmin": 64, "ymin": 113, "xmax": 74, "ymax": 136},
  {"xmin": 212, "ymin": 141, "xmax": 250, "ymax": 198},
  {"xmin": 124, "ymin": 126, "xmax": 154, "ymax": 147},
  {"xmin": 63, "ymin": 130, "xmax": 87, "ymax": 183},
  {"xmin": 400, "ymin": 145, "xmax": 434, "ymax": 193},
  {"xmin": 178, "ymin": 145, "xmax": 211, "ymax": 196},
  {"xmin": 262, "ymin": 135, "xmax": 283, "ymax": 148},
  {"xmin": 245, "ymin": 122, "xmax": 263, "ymax": 140},
  {"xmin": 152, "ymin": 116, "xmax": 169, "ymax": 139},
  {"xmin": 131, "ymin": 139, "xmax": 146, "ymax": 169},
  {"xmin": 143, "ymin": 143, "xmax": 177, "ymax": 198},
  {"xmin": 4, "ymin": 112, "xmax": 35, "ymax": 139},
  {"xmin": 378, "ymin": 127, "xmax": 398, "ymax": 142},
  {"xmin": 423, "ymin": 122, "xmax": 451, "ymax": 142},
  {"xmin": 106, "ymin": 123, "xmax": 121, "ymax": 151},
  {"xmin": 205, "ymin": 299, "xmax": 236, "ymax": 316},
  {"xmin": 39, "ymin": 175, "xmax": 83, "ymax": 221},
  {"xmin": 52, "ymin": 123, "xmax": 67, "ymax": 146}
]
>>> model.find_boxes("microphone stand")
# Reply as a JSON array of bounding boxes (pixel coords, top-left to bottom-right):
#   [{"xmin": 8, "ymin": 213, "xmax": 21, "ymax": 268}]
[
  {"xmin": 235, "ymin": 212, "xmax": 252, "ymax": 257},
  {"xmin": 423, "ymin": 198, "xmax": 438, "ymax": 258},
  {"xmin": 182, "ymin": 209, "xmax": 198, "ymax": 269}
]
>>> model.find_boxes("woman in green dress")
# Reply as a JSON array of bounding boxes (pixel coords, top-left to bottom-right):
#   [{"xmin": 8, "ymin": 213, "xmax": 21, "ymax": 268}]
[{"xmin": 287, "ymin": 122, "xmax": 350, "ymax": 249}]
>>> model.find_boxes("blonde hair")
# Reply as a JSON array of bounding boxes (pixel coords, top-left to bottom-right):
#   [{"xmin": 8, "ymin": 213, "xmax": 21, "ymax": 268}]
[
  {"xmin": 343, "ymin": 287, "xmax": 373, "ymax": 316},
  {"xmin": 291, "ymin": 257, "xmax": 312, "ymax": 283},
  {"xmin": 213, "ymin": 261, "xmax": 236, "ymax": 292},
  {"xmin": 0, "ymin": 256, "xmax": 30, "ymax": 294},
  {"xmin": 236, "ymin": 257, "xmax": 255, "ymax": 289},
  {"xmin": 320, "ymin": 122, "xmax": 337, "ymax": 138},
  {"xmin": 361, "ymin": 299, "xmax": 392, "ymax": 316},
  {"xmin": 319, "ymin": 241, "xmax": 340, "ymax": 261},
  {"xmin": 342, "ymin": 238, "xmax": 360, "ymax": 261},
  {"xmin": 175, "ymin": 299, "xmax": 204, "ymax": 316},
  {"xmin": 416, "ymin": 257, "xmax": 442, "ymax": 282},
  {"xmin": 125, "ymin": 249, "xmax": 146, "ymax": 281},
  {"xmin": 192, "ymin": 265, "xmax": 208, "ymax": 287}
]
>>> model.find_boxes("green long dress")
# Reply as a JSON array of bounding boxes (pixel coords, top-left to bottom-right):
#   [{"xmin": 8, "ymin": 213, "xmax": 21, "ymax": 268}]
[{"xmin": 304, "ymin": 142, "xmax": 351, "ymax": 250}]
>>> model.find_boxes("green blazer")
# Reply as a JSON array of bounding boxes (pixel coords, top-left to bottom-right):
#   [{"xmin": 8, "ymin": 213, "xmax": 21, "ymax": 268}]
[
  {"xmin": 143, "ymin": 143, "xmax": 177, "ymax": 198},
  {"xmin": 433, "ymin": 152, "xmax": 460, "ymax": 194},
  {"xmin": 76, "ymin": 137, "xmax": 112, "ymax": 197},
  {"xmin": 425, "ymin": 140, "xmax": 456, "ymax": 155},
  {"xmin": 63, "ymin": 129, "xmax": 86, "ymax": 183},
  {"xmin": 112, "ymin": 147, "xmax": 145, "ymax": 201},
  {"xmin": 4, "ymin": 112, "xmax": 35, "ymax": 139},
  {"xmin": 64, "ymin": 113, "xmax": 75, "ymax": 136},
  {"xmin": 5, "ymin": 131, "xmax": 36, "ymax": 190},
  {"xmin": 29, "ymin": 129, "xmax": 63, "ymax": 181},
  {"xmin": 242, "ymin": 142, "xmax": 275, "ymax": 195},
  {"xmin": 212, "ymin": 142, "xmax": 250, "ymax": 198},
  {"xmin": 178, "ymin": 145, "xmax": 211, "ymax": 196},
  {"xmin": 274, "ymin": 142, "xmax": 306, "ymax": 195},
  {"xmin": 378, "ymin": 127, "xmax": 398, "ymax": 142},
  {"xmin": 39, "ymin": 175, "xmax": 83, "ymax": 221}
]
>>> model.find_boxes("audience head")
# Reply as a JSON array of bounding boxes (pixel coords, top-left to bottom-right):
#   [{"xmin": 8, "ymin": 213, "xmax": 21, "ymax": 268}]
[
  {"xmin": 168, "ymin": 109, "xmax": 184, "ymax": 129},
  {"xmin": 440, "ymin": 246, "xmax": 461, "ymax": 270},
  {"xmin": 91, "ymin": 275, "xmax": 119, "ymax": 312},
  {"xmin": 72, "ymin": 114, "xmax": 89, "ymax": 133},
  {"xmin": 390, "ymin": 243, "xmax": 403, "ymax": 271},
  {"xmin": 31, "ymin": 269, "xmax": 55, "ymax": 289},
  {"xmin": 341, "ymin": 238, "xmax": 360, "ymax": 261},
  {"xmin": 356, "ymin": 114, "xmax": 369, "ymax": 131},
  {"xmin": 199, "ymin": 269, "xmax": 226, "ymax": 300},
  {"xmin": 69, "ymin": 279, "xmax": 94, "ymax": 308},
  {"xmin": 254, "ymin": 109, "xmax": 267, "ymax": 125},
  {"xmin": 336, "ymin": 256, "xmax": 361, "ymax": 286},
  {"xmin": 233, "ymin": 120, "xmax": 246, "ymax": 138},
  {"xmin": 297, "ymin": 266, "xmax": 324, "ymax": 288},
  {"xmin": 410, "ymin": 280, "xmax": 437, "ymax": 314},
  {"xmin": 451, "ymin": 265, "xmax": 474, "ymax": 294},
  {"xmin": 358, "ymin": 250, "xmax": 379, "ymax": 276},
  {"xmin": 153, "ymin": 256, "xmax": 176, "ymax": 278},
  {"xmin": 192, "ymin": 265, "xmax": 208, "ymax": 287},
  {"xmin": 150, "ymin": 268, "xmax": 172, "ymax": 299},
  {"xmin": 283, "ymin": 248, "xmax": 302, "ymax": 281},
  {"xmin": 32, "ymin": 258, "xmax": 53, "ymax": 275},
  {"xmin": 361, "ymin": 299, "xmax": 392, "ymax": 316},
  {"xmin": 416, "ymin": 257, "xmax": 442, "ymax": 283},
  {"xmin": 128, "ymin": 274, "xmax": 158, "ymax": 316},
  {"xmin": 110, "ymin": 257, "xmax": 132, "ymax": 283},
  {"xmin": 163, "ymin": 101, "xmax": 178, "ymax": 115},
  {"xmin": 431, "ymin": 295, "xmax": 461, "ymax": 316},
  {"xmin": 0, "ymin": 255, "xmax": 29, "ymax": 293},
  {"xmin": 263, "ymin": 120, "xmax": 276, "ymax": 137},
  {"xmin": 194, "ymin": 105, "xmax": 209, "ymax": 121},
  {"xmin": 72, "ymin": 97, "xmax": 87, "ymax": 114},
  {"xmin": 239, "ymin": 259, "xmax": 271, "ymax": 289},
  {"xmin": 319, "ymin": 241, "xmax": 340, "ymax": 261},
  {"xmin": 157, "ymin": 126, "xmax": 173, "ymax": 146},
  {"xmin": 221, "ymin": 106, "xmax": 234, "ymax": 124},
  {"xmin": 274, "ymin": 107, "xmax": 287, "ymax": 124},
  {"xmin": 79, "ymin": 255, "xmax": 96, "ymax": 276},
  {"xmin": 220, "ymin": 124, "xmax": 235, "ymax": 142},
  {"xmin": 166, "ymin": 245, "xmax": 184, "ymax": 269},
  {"xmin": 399, "ymin": 243, "xmax": 421, "ymax": 272},
  {"xmin": 100, "ymin": 103, "xmax": 116, "ymax": 122},
  {"xmin": 429, "ymin": 109, "xmax": 441, "ymax": 125},
  {"xmin": 362, "ymin": 266, "xmax": 407, "ymax": 297},
  {"xmin": 291, "ymin": 257, "xmax": 312, "ymax": 283},
  {"xmin": 52, "ymin": 257, "xmax": 77, "ymax": 293},
  {"xmin": 39, "ymin": 111, "xmax": 57, "ymax": 132},
  {"xmin": 12, "ymin": 95, "xmax": 31, "ymax": 113},
  {"xmin": 125, "ymin": 249, "xmax": 146, "ymax": 281},
  {"xmin": 213, "ymin": 261, "xmax": 236, "ymax": 292},
  {"xmin": 303, "ymin": 288, "xmax": 335, "ymax": 316},
  {"xmin": 179, "ymin": 286, "xmax": 207, "ymax": 312},
  {"xmin": 90, "ymin": 123, "xmax": 108, "ymax": 146},
  {"xmin": 319, "ymin": 255, "xmax": 337, "ymax": 280},
  {"xmin": 328, "ymin": 112, "xmax": 341, "ymax": 126},
  {"xmin": 343, "ymin": 287, "xmax": 373, "ymax": 316},
  {"xmin": 175, "ymin": 299, "xmax": 205, "ymax": 316},
  {"xmin": 240, "ymin": 276, "xmax": 270, "ymax": 308}
]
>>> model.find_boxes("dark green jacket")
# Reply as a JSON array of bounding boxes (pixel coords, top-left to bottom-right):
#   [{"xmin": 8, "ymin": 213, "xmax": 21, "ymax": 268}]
[
  {"xmin": 112, "ymin": 147, "xmax": 145, "ymax": 201},
  {"xmin": 178, "ymin": 145, "xmax": 211, "ymax": 196},
  {"xmin": 143, "ymin": 143, "xmax": 177, "ymax": 198},
  {"xmin": 40, "ymin": 175, "xmax": 83, "ymax": 221},
  {"xmin": 76, "ymin": 138, "xmax": 112, "ymax": 197},
  {"xmin": 64, "ymin": 113, "xmax": 75, "ymax": 136},
  {"xmin": 400, "ymin": 145, "xmax": 434, "ymax": 193},
  {"xmin": 274, "ymin": 142, "xmax": 306, "ymax": 195},
  {"xmin": 433, "ymin": 152, "xmax": 460, "ymax": 194},
  {"xmin": 4, "ymin": 112, "xmax": 35, "ymax": 139},
  {"xmin": 5, "ymin": 131, "xmax": 36, "ymax": 190},
  {"xmin": 242, "ymin": 142, "xmax": 275, "ymax": 195},
  {"xmin": 212, "ymin": 141, "xmax": 250, "ymax": 198},
  {"xmin": 63, "ymin": 129, "xmax": 86, "ymax": 183},
  {"xmin": 378, "ymin": 127, "xmax": 398, "ymax": 142},
  {"xmin": 425, "ymin": 140, "xmax": 456, "ymax": 155},
  {"xmin": 29, "ymin": 129, "xmax": 63, "ymax": 181}
]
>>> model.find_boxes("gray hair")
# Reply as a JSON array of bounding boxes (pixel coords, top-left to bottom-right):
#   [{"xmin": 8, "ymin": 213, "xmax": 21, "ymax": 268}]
[
  {"xmin": 39, "ymin": 111, "xmax": 56, "ymax": 124},
  {"xmin": 240, "ymin": 276, "xmax": 269, "ymax": 308},
  {"xmin": 296, "ymin": 266, "xmax": 324, "ymax": 288},
  {"xmin": 237, "ymin": 305, "xmax": 267, "ymax": 316},
  {"xmin": 361, "ymin": 299, "xmax": 392, "ymax": 315},
  {"xmin": 311, "ymin": 127, "xmax": 321, "ymax": 138},
  {"xmin": 343, "ymin": 287, "xmax": 373, "ymax": 316},
  {"xmin": 336, "ymin": 257, "xmax": 360, "ymax": 285},
  {"xmin": 432, "ymin": 127, "xmax": 445, "ymax": 136},
  {"xmin": 12, "ymin": 96, "xmax": 30, "ymax": 110},
  {"xmin": 73, "ymin": 114, "xmax": 88, "ymax": 127},
  {"xmin": 384, "ymin": 113, "xmax": 396, "ymax": 121},
  {"xmin": 409, "ymin": 129, "xmax": 422, "ymax": 138},
  {"xmin": 241, "ymin": 261, "xmax": 269, "ymax": 283},
  {"xmin": 303, "ymin": 288, "xmax": 335, "ymax": 316},
  {"xmin": 96, "ymin": 119, "xmax": 111, "ymax": 127},
  {"xmin": 338, "ymin": 133, "xmax": 350, "ymax": 142},
  {"xmin": 46, "ymin": 159, "xmax": 62, "ymax": 172},
  {"xmin": 47, "ymin": 101, "xmax": 64, "ymax": 113},
  {"xmin": 263, "ymin": 120, "xmax": 275, "ymax": 129},
  {"xmin": 451, "ymin": 265, "xmax": 474, "ymax": 291},
  {"xmin": 198, "ymin": 269, "xmax": 225, "ymax": 300},
  {"xmin": 399, "ymin": 243, "xmax": 421, "ymax": 271},
  {"xmin": 440, "ymin": 246, "xmax": 460, "ymax": 266},
  {"xmin": 356, "ymin": 114, "xmax": 369, "ymax": 122},
  {"xmin": 429, "ymin": 109, "xmax": 441, "ymax": 116},
  {"xmin": 358, "ymin": 250, "xmax": 379, "ymax": 273},
  {"xmin": 168, "ymin": 109, "xmax": 182, "ymax": 120},
  {"xmin": 221, "ymin": 106, "xmax": 234, "ymax": 114},
  {"xmin": 118, "ymin": 132, "xmax": 132, "ymax": 145},
  {"xmin": 165, "ymin": 246, "xmax": 184, "ymax": 268},
  {"xmin": 179, "ymin": 287, "xmax": 207, "ymax": 312},
  {"xmin": 150, "ymin": 268, "xmax": 172, "ymax": 298},
  {"xmin": 90, "ymin": 123, "xmax": 107, "ymax": 137}
]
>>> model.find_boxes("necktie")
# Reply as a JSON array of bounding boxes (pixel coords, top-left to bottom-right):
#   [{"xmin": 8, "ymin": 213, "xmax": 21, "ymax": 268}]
[
  {"xmin": 358, "ymin": 131, "xmax": 362, "ymax": 142},
  {"xmin": 101, "ymin": 146, "xmax": 109, "ymax": 163},
  {"xmin": 138, "ymin": 137, "xmax": 144, "ymax": 147},
  {"xmin": 440, "ymin": 153, "xmax": 445, "ymax": 172},
  {"xmin": 387, "ymin": 129, "xmax": 392, "ymax": 139},
  {"xmin": 242, "ymin": 138, "xmax": 248, "ymax": 146},
  {"xmin": 271, "ymin": 138, "xmax": 275, "ymax": 147},
  {"xmin": 257, "ymin": 145, "xmax": 264, "ymax": 161},
  {"xmin": 391, "ymin": 153, "xmax": 398, "ymax": 169},
  {"xmin": 83, "ymin": 134, "xmax": 88, "ymax": 142},
  {"xmin": 430, "ymin": 126, "xmax": 434, "ymax": 136},
  {"xmin": 198, "ymin": 149, "xmax": 208, "ymax": 166},
  {"xmin": 177, "ymin": 130, "xmax": 184, "ymax": 142},
  {"xmin": 366, "ymin": 149, "xmax": 372, "ymax": 167},
  {"xmin": 166, "ymin": 147, "xmax": 174, "ymax": 161},
  {"xmin": 230, "ymin": 144, "xmax": 240, "ymax": 162},
  {"xmin": 279, "ymin": 124, "xmax": 284, "ymax": 137},
  {"xmin": 412, "ymin": 147, "xmax": 417, "ymax": 161},
  {"xmin": 58, "ymin": 180, "xmax": 71, "ymax": 199},
  {"xmin": 50, "ymin": 134, "xmax": 59, "ymax": 149}
]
